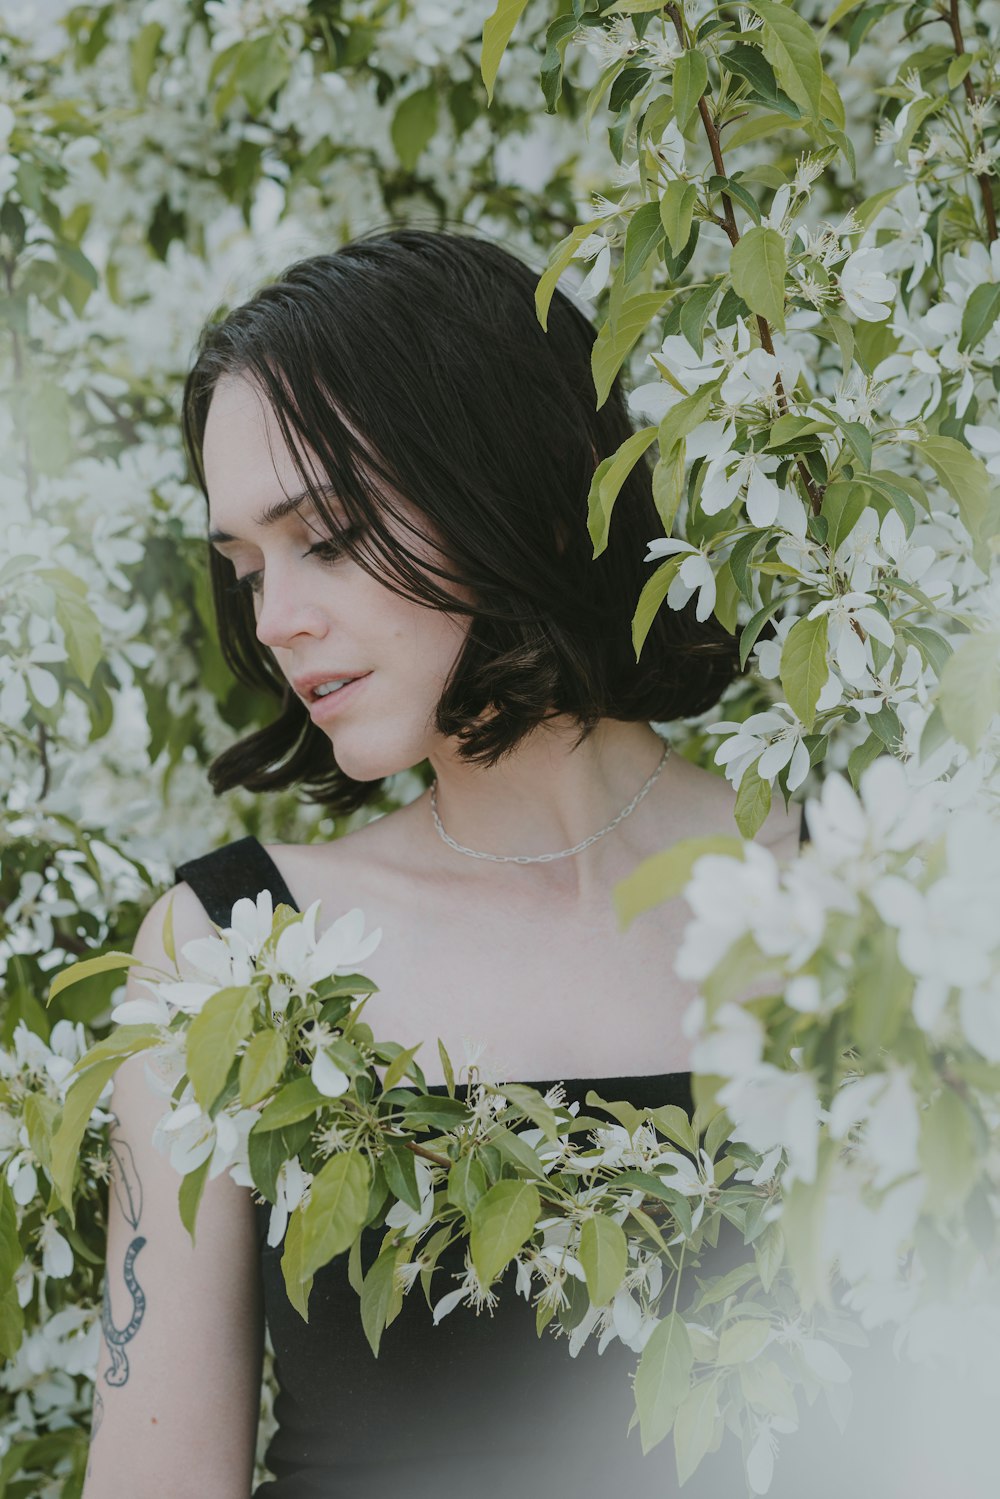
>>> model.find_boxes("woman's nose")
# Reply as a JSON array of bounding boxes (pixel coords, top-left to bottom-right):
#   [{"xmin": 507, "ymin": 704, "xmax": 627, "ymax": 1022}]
[{"xmin": 253, "ymin": 564, "xmax": 327, "ymax": 650}]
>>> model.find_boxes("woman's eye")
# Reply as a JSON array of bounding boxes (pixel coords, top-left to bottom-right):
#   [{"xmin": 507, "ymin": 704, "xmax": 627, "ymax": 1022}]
[
  {"xmin": 224, "ymin": 529, "xmax": 361, "ymax": 600},
  {"xmin": 226, "ymin": 569, "xmax": 263, "ymax": 599},
  {"xmin": 306, "ymin": 526, "xmax": 363, "ymax": 564}
]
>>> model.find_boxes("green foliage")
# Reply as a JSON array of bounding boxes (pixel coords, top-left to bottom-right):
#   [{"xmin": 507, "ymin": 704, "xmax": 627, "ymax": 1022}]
[
  {"xmin": 730, "ymin": 225, "xmax": 787, "ymax": 331},
  {"xmin": 4, "ymin": 0, "xmax": 1000, "ymax": 1491}
]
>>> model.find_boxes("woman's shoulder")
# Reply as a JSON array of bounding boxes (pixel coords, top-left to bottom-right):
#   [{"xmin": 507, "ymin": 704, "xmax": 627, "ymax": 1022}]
[
  {"xmin": 259, "ymin": 805, "xmax": 421, "ymax": 918},
  {"xmin": 656, "ymin": 754, "xmax": 805, "ymax": 860}
]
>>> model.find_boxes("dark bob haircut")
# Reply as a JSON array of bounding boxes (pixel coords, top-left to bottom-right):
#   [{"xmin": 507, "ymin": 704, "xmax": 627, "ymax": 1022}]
[{"xmin": 181, "ymin": 224, "xmax": 744, "ymax": 816}]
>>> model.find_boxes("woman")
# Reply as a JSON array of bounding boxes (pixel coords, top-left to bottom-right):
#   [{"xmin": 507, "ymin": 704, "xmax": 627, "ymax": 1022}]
[{"xmin": 83, "ymin": 227, "xmax": 806, "ymax": 1497}]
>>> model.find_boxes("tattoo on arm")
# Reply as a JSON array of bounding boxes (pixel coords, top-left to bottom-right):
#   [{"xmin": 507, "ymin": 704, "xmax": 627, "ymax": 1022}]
[{"xmin": 100, "ymin": 1130, "xmax": 147, "ymax": 1388}]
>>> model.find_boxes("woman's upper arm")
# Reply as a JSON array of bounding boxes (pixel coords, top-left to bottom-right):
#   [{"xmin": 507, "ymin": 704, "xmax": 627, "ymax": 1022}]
[{"xmin": 83, "ymin": 883, "xmax": 264, "ymax": 1499}]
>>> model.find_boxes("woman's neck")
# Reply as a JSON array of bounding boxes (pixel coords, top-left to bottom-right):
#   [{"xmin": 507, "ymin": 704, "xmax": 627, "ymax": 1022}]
[{"xmin": 417, "ymin": 718, "xmax": 675, "ymax": 906}]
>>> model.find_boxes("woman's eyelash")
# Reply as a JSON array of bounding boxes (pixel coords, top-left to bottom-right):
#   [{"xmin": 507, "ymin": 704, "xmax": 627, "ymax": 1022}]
[{"xmin": 225, "ymin": 529, "xmax": 362, "ymax": 598}]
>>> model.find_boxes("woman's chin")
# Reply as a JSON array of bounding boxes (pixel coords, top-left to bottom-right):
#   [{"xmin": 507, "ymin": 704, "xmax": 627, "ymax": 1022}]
[{"xmin": 331, "ymin": 740, "xmax": 422, "ymax": 786}]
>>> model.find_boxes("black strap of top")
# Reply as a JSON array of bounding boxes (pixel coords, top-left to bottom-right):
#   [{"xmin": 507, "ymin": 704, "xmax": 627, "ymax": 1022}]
[{"xmin": 174, "ymin": 835, "xmax": 300, "ymax": 927}]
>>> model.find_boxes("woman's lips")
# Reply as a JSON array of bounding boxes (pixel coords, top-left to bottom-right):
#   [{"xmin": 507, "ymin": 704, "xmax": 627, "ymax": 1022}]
[{"xmin": 307, "ymin": 672, "xmax": 372, "ymax": 723}]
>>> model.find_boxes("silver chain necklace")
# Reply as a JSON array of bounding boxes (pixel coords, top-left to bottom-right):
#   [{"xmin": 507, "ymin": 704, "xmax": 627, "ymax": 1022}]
[{"xmin": 429, "ymin": 739, "xmax": 672, "ymax": 864}]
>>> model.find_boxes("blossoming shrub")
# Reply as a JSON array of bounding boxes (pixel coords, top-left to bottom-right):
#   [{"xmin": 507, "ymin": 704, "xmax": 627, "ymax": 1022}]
[{"xmin": 1, "ymin": 0, "xmax": 999, "ymax": 1493}]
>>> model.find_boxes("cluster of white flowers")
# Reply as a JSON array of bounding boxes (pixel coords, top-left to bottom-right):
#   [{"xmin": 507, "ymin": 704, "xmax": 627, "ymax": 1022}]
[
  {"xmin": 678, "ymin": 754, "xmax": 1000, "ymax": 1324},
  {"xmin": 3, "ymin": 0, "xmax": 1000, "ymax": 1490}
]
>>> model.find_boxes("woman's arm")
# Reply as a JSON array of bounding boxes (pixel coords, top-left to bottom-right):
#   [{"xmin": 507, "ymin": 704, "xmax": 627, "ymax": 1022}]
[{"xmin": 82, "ymin": 885, "xmax": 264, "ymax": 1499}]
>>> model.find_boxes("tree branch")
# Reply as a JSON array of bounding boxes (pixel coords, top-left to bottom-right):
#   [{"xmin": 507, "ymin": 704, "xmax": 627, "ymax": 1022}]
[
  {"xmin": 664, "ymin": 5, "xmax": 824, "ymax": 514},
  {"xmin": 947, "ymin": 0, "xmax": 998, "ymax": 242}
]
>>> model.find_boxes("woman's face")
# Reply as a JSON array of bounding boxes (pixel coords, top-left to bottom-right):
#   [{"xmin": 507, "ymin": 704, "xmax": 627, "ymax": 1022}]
[{"xmin": 201, "ymin": 374, "xmax": 471, "ymax": 782}]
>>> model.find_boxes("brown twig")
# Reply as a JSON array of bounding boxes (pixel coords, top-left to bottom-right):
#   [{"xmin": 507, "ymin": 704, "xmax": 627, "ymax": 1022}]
[
  {"xmin": 664, "ymin": 5, "xmax": 823, "ymax": 515},
  {"xmin": 946, "ymin": 0, "xmax": 998, "ymax": 242}
]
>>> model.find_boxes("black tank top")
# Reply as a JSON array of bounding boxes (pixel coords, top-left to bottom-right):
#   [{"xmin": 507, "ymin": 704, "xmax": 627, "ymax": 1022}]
[{"xmin": 175, "ymin": 811, "xmax": 812, "ymax": 1497}]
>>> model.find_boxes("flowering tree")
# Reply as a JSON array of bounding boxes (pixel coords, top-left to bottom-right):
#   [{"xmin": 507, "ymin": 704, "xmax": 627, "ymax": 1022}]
[{"xmin": 1, "ymin": 0, "xmax": 999, "ymax": 1494}]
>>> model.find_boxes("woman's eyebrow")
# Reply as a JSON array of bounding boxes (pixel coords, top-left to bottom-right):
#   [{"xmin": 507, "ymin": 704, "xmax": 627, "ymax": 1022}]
[{"xmin": 208, "ymin": 486, "xmax": 339, "ymax": 544}]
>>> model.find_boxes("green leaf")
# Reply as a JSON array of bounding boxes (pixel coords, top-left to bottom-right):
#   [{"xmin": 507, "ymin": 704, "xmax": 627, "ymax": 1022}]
[
  {"xmin": 447, "ymin": 1154, "xmax": 488, "ymax": 1219},
  {"xmin": 674, "ymin": 1378, "xmax": 720, "ymax": 1485},
  {"xmin": 390, "ymin": 86, "xmax": 438, "ymax": 171},
  {"xmin": 717, "ymin": 1317, "xmax": 771, "ymax": 1364},
  {"xmin": 634, "ymin": 1312, "xmax": 693, "ymax": 1453},
  {"xmin": 496, "ymin": 1083, "xmax": 561, "ymax": 1144},
  {"xmin": 937, "ymin": 630, "xmax": 1000, "ymax": 755},
  {"xmin": 779, "ymin": 612, "xmax": 829, "ymax": 731},
  {"xmin": 632, "ymin": 553, "xmax": 686, "ymax": 662},
  {"xmin": 481, "ymin": 0, "xmax": 531, "ymax": 104},
  {"xmin": 740, "ymin": 596, "xmax": 785, "ymax": 674},
  {"xmin": 0, "ymin": 1181, "xmax": 20, "ymax": 1292},
  {"xmin": 280, "ymin": 1207, "xmax": 313, "ymax": 1322},
  {"xmin": 659, "ymin": 180, "xmax": 698, "ymax": 257},
  {"xmin": 821, "ymin": 479, "xmax": 871, "ymax": 554},
  {"xmin": 622, "ymin": 201, "xmax": 665, "ymax": 286},
  {"xmin": 655, "ymin": 378, "xmax": 719, "ymax": 455},
  {"xmin": 647, "ymin": 1104, "xmax": 698, "ymax": 1154},
  {"xmin": 587, "ymin": 425, "xmax": 658, "ymax": 558},
  {"xmin": 915, "ymin": 439, "xmax": 991, "ymax": 546},
  {"xmin": 719, "ymin": 42, "xmax": 782, "ymax": 103},
  {"xmin": 54, "ymin": 591, "xmax": 103, "ymax": 687},
  {"xmin": 53, "ymin": 1052, "xmax": 150, "ymax": 1216},
  {"xmin": 381, "ymin": 1041, "xmax": 423, "ymax": 1093},
  {"xmin": 239, "ymin": 1030, "xmax": 288, "ymax": 1107},
  {"xmin": 734, "ymin": 758, "xmax": 771, "ymax": 839},
  {"xmin": 780, "ymin": 1144, "xmax": 834, "ymax": 1310},
  {"xmin": 186, "ymin": 986, "xmax": 257, "ymax": 1112},
  {"xmin": 592, "ymin": 291, "xmax": 671, "ymax": 409},
  {"xmin": 901, "ymin": 623, "xmax": 952, "ymax": 681},
  {"xmin": 673, "ymin": 50, "xmax": 709, "ymax": 132},
  {"xmin": 764, "ymin": 414, "xmax": 829, "ymax": 451},
  {"xmin": 299, "ymin": 1149, "xmax": 371, "ymax": 1282},
  {"xmin": 235, "ymin": 32, "xmax": 290, "ymax": 113},
  {"xmin": 579, "ymin": 1213, "xmax": 627, "ymax": 1307},
  {"xmin": 381, "ymin": 1140, "xmax": 422, "ymax": 1213},
  {"xmin": 613, "ymin": 834, "xmax": 745, "ymax": 929},
  {"xmin": 47, "ymin": 949, "xmax": 141, "ymax": 1006},
  {"xmin": 436, "ymin": 1038, "xmax": 455, "ymax": 1097},
  {"xmin": 470, "ymin": 1179, "xmax": 540, "ymax": 1286},
  {"xmin": 64, "ymin": 1024, "xmax": 162, "ymax": 1082},
  {"xmin": 585, "ymin": 1091, "xmax": 646, "ymax": 1140},
  {"xmin": 540, "ymin": 13, "xmax": 580, "ymax": 111},
  {"xmin": 726, "ymin": 110, "xmax": 795, "ymax": 152},
  {"xmin": 919, "ymin": 1087, "xmax": 977, "ymax": 1220},
  {"xmin": 740, "ymin": 1356, "xmax": 798, "ymax": 1420},
  {"xmin": 820, "ymin": 0, "xmax": 867, "ymax": 36},
  {"xmin": 360, "ymin": 1243, "xmax": 400, "ymax": 1357},
  {"xmin": 254, "ymin": 1076, "xmax": 327, "ymax": 1132},
  {"xmin": 679, "ymin": 281, "xmax": 718, "ymax": 357},
  {"xmin": 178, "ymin": 1156, "xmax": 211, "ymax": 1245},
  {"xmin": 730, "ymin": 225, "xmax": 786, "ymax": 331},
  {"xmin": 819, "ymin": 70, "xmax": 846, "ymax": 129},
  {"xmin": 130, "ymin": 21, "xmax": 164, "ymax": 98},
  {"xmin": 651, "ymin": 443, "xmax": 686, "ymax": 535},
  {"xmin": 0, "ymin": 1285, "xmax": 24, "ymax": 1360},
  {"xmin": 754, "ymin": 1221, "xmax": 785, "ymax": 1293},
  {"xmin": 745, "ymin": 0, "xmax": 823, "ymax": 119},
  {"xmin": 23, "ymin": 1093, "xmax": 57, "ymax": 1175},
  {"xmin": 248, "ymin": 1120, "xmax": 312, "ymax": 1205},
  {"xmin": 606, "ymin": 0, "xmax": 672, "ymax": 11},
  {"xmin": 534, "ymin": 218, "xmax": 603, "ymax": 332},
  {"xmin": 959, "ymin": 282, "xmax": 1000, "ymax": 352},
  {"xmin": 488, "ymin": 1123, "xmax": 550, "ymax": 1179}
]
